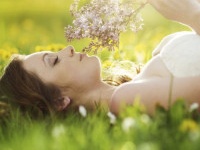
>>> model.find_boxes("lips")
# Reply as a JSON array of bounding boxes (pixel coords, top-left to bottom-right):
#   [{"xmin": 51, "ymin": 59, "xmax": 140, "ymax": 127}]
[
  {"xmin": 80, "ymin": 53, "xmax": 83, "ymax": 61},
  {"xmin": 80, "ymin": 53, "xmax": 86, "ymax": 61}
]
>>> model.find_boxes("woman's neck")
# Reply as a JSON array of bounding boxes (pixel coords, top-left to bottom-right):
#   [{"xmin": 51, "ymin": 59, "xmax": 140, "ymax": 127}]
[
  {"xmin": 98, "ymin": 82, "xmax": 116, "ymax": 109},
  {"xmin": 74, "ymin": 81, "xmax": 117, "ymax": 110}
]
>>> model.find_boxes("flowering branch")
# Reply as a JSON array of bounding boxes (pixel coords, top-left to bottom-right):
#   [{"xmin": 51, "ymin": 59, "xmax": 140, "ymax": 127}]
[{"xmin": 65, "ymin": 0, "xmax": 146, "ymax": 53}]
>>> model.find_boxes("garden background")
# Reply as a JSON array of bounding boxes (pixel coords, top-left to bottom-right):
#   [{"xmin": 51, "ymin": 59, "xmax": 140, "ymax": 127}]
[{"xmin": 0, "ymin": 0, "xmax": 199, "ymax": 150}]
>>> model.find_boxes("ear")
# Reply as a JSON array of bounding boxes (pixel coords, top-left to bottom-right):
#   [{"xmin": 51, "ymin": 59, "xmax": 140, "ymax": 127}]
[{"xmin": 54, "ymin": 96, "xmax": 71, "ymax": 111}]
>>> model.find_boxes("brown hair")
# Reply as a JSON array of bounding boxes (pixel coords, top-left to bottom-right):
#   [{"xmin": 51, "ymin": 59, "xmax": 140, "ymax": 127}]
[
  {"xmin": 0, "ymin": 55, "xmax": 62, "ymax": 118},
  {"xmin": 103, "ymin": 75, "xmax": 132, "ymax": 86}
]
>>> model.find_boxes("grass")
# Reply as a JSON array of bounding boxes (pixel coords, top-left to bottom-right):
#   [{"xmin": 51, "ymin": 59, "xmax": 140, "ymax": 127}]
[{"xmin": 0, "ymin": 0, "xmax": 199, "ymax": 150}]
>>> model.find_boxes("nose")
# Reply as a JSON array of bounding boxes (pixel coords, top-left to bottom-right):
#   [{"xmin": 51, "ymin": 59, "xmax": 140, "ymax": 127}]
[{"xmin": 60, "ymin": 45, "xmax": 75, "ymax": 57}]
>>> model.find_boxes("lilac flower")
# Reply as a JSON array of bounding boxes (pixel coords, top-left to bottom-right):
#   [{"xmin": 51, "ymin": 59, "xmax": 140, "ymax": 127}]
[{"xmin": 65, "ymin": 0, "xmax": 146, "ymax": 53}]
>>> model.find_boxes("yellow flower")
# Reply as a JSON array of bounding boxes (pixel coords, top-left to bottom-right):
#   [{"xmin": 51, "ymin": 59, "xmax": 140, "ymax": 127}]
[
  {"xmin": 35, "ymin": 46, "xmax": 44, "ymax": 52},
  {"xmin": 0, "ymin": 47, "xmax": 18, "ymax": 61},
  {"xmin": 134, "ymin": 43, "xmax": 146, "ymax": 52},
  {"xmin": 102, "ymin": 60, "xmax": 112, "ymax": 69},
  {"xmin": 179, "ymin": 119, "xmax": 199, "ymax": 133},
  {"xmin": 34, "ymin": 44, "xmax": 65, "ymax": 52}
]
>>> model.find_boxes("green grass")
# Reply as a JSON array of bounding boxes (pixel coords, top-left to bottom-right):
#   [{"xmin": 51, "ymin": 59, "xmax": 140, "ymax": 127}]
[
  {"xmin": 1, "ymin": 100, "xmax": 200, "ymax": 150},
  {"xmin": 0, "ymin": 0, "xmax": 199, "ymax": 150}
]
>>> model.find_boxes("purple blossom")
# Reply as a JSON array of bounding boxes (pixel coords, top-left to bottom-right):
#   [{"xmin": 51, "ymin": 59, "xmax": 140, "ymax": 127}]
[{"xmin": 65, "ymin": 0, "xmax": 146, "ymax": 53}]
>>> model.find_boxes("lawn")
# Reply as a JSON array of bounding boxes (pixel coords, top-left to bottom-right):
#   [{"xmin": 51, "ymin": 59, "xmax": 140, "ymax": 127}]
[{"xmin": 0, "ymin": 0, "xmax": 199, "ymax": 150}]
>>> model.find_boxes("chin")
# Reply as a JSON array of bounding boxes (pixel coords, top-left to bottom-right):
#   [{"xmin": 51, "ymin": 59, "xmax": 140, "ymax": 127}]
[
  {"xmin": 95, "ymin": 56, "xmax": 102, "ymax": 70},
  {"xmin": 90, "ymin": 55, "xmax": 101, "ymax": 66},
  {"xmin": 89, "ymin": 56, "xmax": 101, "ymax": 77}
]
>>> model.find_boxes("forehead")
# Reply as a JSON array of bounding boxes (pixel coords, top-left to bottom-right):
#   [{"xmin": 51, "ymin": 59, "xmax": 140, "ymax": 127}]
[
  {"xmin": 24, "ymin": 51, "xmax": 52, "ymax": 60},
  {"xmin": 22, "ymin": 51, "xmax": 52, "ymax": 72}
]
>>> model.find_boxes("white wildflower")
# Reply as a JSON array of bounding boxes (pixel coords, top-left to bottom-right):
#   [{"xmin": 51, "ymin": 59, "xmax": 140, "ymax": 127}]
[
  {"xmin": 122, "ymin": 117, "xmax": 136, "ymax": 132},
  {"xmin": 107, "ymin": 111, "xmax": 117, "ymax": 124},
  {"xmin": 79, "ymin": 105, "xmax": 87, "ymax": 117},
  {"xmin": 52, "ymin": 124, "xmax": 66, "ymax": 138},
  {"xmin": 65, "ymin": 0, "xmax": 146, "ymax": 53},
  {"xmin": 121, "ymin": 141, "xmax": 136, "ymax": 150},
  {"xmin": 140, "ymin": 114, "xmax": 151, "ymax": 124},
  {"xmin": 189, "ymin": 131, "xmax": 200, "ymax": 141},
  {"xmin": 189, "ymin": 103, "xmax": 199, "ymax": 112}
]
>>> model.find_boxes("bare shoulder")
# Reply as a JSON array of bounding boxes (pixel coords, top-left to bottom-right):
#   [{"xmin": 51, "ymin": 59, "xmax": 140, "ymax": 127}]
[
  {"xmin": 109, "ymin": 79, "xmax": 162, "ymax": 114},
  {"xmin": 110, "ymin": 76, "xmax": 200, "ymax": 115},
  {"xmin": 110, "ymin": 82, "xmax": 137, "ymax": 114},
  {"xmin": 112, "ymin": 82, "xmax": 135, "ymax": 102}
]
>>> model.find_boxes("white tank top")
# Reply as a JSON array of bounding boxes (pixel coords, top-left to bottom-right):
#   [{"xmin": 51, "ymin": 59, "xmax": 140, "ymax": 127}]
[{"xmin": 160, "ymin": 32, "xmax": 200, "ymax": 77}]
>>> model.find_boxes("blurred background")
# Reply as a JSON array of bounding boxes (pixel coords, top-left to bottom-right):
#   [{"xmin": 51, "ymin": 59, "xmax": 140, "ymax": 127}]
[
  {"xmin": 0, "ymin": 2, "xmax": 197, "ymax": 149},
  {"xmin": 0, "ymin": 0, "xmax": 190, "ymax": 71}
]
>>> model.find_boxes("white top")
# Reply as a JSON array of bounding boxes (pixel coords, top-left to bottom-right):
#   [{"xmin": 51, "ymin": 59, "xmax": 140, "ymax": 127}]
[{"xmin": 158, "ymin": 32, "xmax": 200, "ymax": 77}]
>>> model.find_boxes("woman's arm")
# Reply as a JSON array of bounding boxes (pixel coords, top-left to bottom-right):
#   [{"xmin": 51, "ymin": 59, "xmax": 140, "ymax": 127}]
[
  {"xmin": 110, "ymin": 77, "xmax": 171, "ymax": 115},
  {"xmin": 148, "ymin": 0, "xmax": 200, "ymax": 34},
  {"xmin": 110, "ymin": 75, "xmax": 200, "ymax": 115}
]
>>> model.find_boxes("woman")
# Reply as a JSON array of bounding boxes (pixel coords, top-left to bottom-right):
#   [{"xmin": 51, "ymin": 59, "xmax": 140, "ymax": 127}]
[
  {"xmin": 112, "ymin": 31, "xmax": 200, "ymax": 114},
  {"xmin": 1, "ymin": 0, "xmax": 200, "ymax": 117},
  {"xmin": 1, "ymin": 31, "xmax": 200, "ymax": 117}
]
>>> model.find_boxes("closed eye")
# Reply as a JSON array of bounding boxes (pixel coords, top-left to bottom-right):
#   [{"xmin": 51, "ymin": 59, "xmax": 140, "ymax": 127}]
[{"xmin": 53, "ymin": 56, "xmax": 59, "ymax": 66}]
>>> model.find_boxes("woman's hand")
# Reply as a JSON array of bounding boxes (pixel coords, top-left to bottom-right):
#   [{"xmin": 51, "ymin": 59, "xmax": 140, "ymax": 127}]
[{"xmin": 148, "ymin": 0, "xmax": 200, "ymax": 34}]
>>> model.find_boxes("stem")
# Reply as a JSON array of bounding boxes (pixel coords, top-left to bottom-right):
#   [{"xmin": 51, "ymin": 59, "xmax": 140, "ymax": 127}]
[
  {"xmin": 167, "ymin": 73, "xmax": 174, "ymax": 124},
  {"xmin": 168, "ymin": 73, "xmax": 174, "ymax": 108}
]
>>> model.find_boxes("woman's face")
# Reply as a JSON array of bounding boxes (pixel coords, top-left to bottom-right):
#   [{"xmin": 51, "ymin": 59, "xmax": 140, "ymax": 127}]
[{"xmin": 22, "ymin": 46, "xmax": 101, "ymax": 93}]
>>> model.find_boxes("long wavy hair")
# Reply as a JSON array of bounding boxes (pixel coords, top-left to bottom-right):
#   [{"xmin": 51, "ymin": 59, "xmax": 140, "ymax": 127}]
[{"xmin": 0, "ymin": 55, "xmax": 63, "ymax": 118}]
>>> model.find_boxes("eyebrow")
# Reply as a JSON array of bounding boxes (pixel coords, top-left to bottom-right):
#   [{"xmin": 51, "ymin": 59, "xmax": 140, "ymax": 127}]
[{"xmin": 42, "ymin": 53, "xmax": 48, "ymax": 66}]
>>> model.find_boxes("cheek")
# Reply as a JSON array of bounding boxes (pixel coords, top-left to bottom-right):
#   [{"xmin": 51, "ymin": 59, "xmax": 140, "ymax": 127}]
[
  {"xmin": 74, "ymin": 57, "xmax": 101, "ymax": 82},
  {"xmin": 50, "ymin": 57, "xmax": 101, "ymax": 86},
  {"xmin": 44, "ymin": 66, "xmax": 72, "ymax": 86},
  {"xmin": 85, "ymin": 57, "xmax": 101, "ymax": 76}
]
